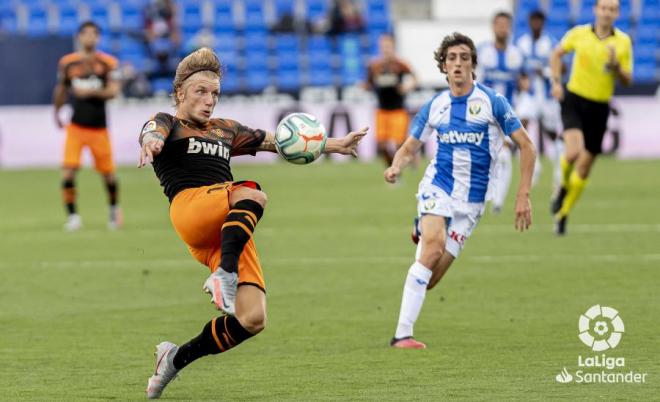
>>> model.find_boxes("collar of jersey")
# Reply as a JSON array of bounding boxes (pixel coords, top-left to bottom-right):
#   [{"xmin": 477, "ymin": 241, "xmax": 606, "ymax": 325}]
[
  {"xmin": 591, "ymin": 24, "xmax": 615, "ymax": 39},
  {"xmin": 449, "ymin": 82, "xmax": 476, "ymax": 102}
]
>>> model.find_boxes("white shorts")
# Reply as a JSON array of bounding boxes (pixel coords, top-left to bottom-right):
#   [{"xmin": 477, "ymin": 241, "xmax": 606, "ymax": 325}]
[
  {"xmin": 416, "ymin": 184, "xmax": 485, "ymax": 258},
  {"xmin": 515, "ymin": 94, "xmax": 561, "ymax": 133}
]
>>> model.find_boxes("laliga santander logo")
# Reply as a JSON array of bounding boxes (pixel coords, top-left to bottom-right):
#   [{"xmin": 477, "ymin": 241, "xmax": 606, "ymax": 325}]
[{"xmin": 578, "ymin": 305, "xmax": 625, "ymax": 351}]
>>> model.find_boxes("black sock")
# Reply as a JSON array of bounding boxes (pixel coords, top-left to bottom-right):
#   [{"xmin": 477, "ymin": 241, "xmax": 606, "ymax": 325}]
[
  {"xmin": 219, "ymin": 199, "xmax": 264, "ymax": 273},
  {"xmin": 62, "ymin": 179, "xmax": 76, "ymax": 215},
  {"xmin": 105, "ymin": 180, "xmax": 118, "ymax": 206},
  {"xmin": 172, "ymin": 315, "xmax": 254, "ymax": 370}
]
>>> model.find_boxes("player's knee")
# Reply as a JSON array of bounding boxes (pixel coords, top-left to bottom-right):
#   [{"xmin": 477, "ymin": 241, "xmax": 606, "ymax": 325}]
[
  {"xmin": 231, "ymin": 187, "xmax": 268, "ymax": 209},
  {"xmin": 237, "ymin": 310, "xmax": 267, "ymax": 334}
]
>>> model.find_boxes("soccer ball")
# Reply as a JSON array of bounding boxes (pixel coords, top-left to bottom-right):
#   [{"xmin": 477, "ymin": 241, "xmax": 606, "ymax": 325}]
[{"xmin": 275, "ymin": 113, "xmax": 327, "ymax": 164}]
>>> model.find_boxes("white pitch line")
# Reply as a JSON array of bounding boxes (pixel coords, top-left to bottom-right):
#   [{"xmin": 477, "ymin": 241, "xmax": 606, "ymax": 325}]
[{"xmin": 1, "ymin": 253, "xmax": 660, "ymax": 270}]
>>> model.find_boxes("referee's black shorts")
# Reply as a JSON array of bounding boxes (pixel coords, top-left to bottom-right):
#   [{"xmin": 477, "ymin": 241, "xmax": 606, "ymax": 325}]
[{"xmin": 560, "ymin": 90, "xmax": 610, "ymax": 155}]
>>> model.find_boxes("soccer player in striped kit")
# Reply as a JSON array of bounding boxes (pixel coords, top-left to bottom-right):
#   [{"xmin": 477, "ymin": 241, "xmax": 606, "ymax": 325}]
[{"xmin": 385, "ymin": 33, "xmax": 535, "ymax": 349}]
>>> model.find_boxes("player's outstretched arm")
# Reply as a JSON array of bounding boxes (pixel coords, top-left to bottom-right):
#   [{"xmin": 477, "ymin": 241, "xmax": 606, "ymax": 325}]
[
  {"xmin": 138, "ymin": 132, "xmax": 165, "ymax": 167},
  {"xmin": 510, "ymin": 128, "xmax": 536, "ymax": 231},
  {"xmin": 384, "ymin": 136, "xmax": 423, "ymax": 183},
  {"xmin": 323, "ymin": 127, "xmax": 368, "ymax": 156}
]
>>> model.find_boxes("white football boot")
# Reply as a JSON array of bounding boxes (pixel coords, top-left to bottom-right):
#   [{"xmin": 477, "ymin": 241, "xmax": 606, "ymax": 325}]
[
  {"xmin": 146, "ymin": 341, "xmax": 179, "ymax": 399},
  {"xmin": 64, "ymin": 214, "xmax": 82, "ymax": 232},
  {"xmin": 202, "ymin": 269, "xmax": 238, "ymax": 315}
]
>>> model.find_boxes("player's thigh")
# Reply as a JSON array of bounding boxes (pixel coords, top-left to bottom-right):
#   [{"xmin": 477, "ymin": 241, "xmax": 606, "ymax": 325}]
[
  {"xmin": 387, "ymin": 109, "xmax": 410, "ymax": 145},
  {"xmin": 445, "ymin": 202, "xmax": 485, "ymax": 258},
  {"xmin": 169, "ymin": 184, "xmax": 231, "ymax": 250},
  {"xmin": 88, "ymin": 129, "xmax": 115, "ymax": 174},
  {"xmin": 63, "ymin": 125, "xmax": 84, "ymax": 169},
  {"xmin": 581, "ymin": 101, "xmax": 610, "ymax": 156},
  {"xmin": 374, "ymin": 109, "xmax": 390, "ymax": 143}
]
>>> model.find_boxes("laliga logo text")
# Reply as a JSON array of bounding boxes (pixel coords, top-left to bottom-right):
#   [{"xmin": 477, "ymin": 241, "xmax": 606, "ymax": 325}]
[{"xmin": 554, "ymin": 305, "xmax": 648, "ymax": 384}]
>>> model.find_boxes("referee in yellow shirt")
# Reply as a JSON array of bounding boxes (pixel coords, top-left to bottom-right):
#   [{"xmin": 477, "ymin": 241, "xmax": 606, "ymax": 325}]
[{"xmin": 549, "ymin": 0, "xmax": 633, "ymax": 235}]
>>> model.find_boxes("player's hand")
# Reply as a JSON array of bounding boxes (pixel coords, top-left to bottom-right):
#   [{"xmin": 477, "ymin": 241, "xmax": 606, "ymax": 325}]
[
  {"xmin": 138, "ymin": 138, "xmax": 164, "ymax": 167},
  {"xmin": 514, "ymin": 193, "xmax": 532, "ymax": 232},
  {"xmin": 384, "ymin": 166, "xmax": 400, "ymax": 183},
  {"xmin": 605, "ymin": 45, "xmax": 619, "ymax": 72},
  {"xmin": 551, "ymin": 81, "xmax": 564, "ymax": 101},
  {"xmin": 336, "ymin": 127, "xmax": 368, "ymax": 157}
]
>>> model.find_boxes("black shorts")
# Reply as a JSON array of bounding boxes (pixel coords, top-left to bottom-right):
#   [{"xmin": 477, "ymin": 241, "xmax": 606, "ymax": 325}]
[{"xmin": 560, "ymin": 90, "xmax": 610, "ymax": 155}]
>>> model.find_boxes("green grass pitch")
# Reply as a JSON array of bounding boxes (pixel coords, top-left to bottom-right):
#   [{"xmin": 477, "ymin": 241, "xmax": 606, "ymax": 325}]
[{"xmin": 1, "ymin": 158, "xmax": 659, "ymax": 400}]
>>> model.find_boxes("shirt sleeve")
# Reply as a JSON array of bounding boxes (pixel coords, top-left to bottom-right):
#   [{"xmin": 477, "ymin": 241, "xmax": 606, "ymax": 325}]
[
  {"xmin": 139, "ymin": 112, "xmax": 174, "ymax": 144},
  {"xmin": 619, "ymin": 36, "xmax": 633, "ymax": 75},
  {"xmin": 560, "ymin": 27, "xmax": 579, "ymax": 53},
  {"xmin": 409, "ymin": 98, "xmax": 434, "ymax": 141},
  {"xmin": 492, "ymin": 93, "xmax": 522, "ymax": 136},
  {"xmin": 230, "ymin": 120, "xmax": 267, "ymax": 156}
]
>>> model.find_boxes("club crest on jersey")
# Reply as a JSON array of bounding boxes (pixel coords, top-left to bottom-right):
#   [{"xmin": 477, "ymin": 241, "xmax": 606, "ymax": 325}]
[
  {"xmin": 210, "ymin": 128, "xmax": 232, "ymax": 140},
  {"xmin": 187, "ymin": 138, "xmax": 230, "ymax": 159},
  {"xmin": 468, "ymin": 101, "xmax": 483, "ymax": 116}
]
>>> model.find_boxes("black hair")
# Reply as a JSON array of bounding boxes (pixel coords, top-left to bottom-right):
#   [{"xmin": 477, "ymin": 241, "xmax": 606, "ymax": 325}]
[
  {"xmin": 529, "ymin": 10, "xmax": 546, "ymax": 20},
  {"xmin": 493, "ymin": 11, "xmax": 513, "ymax": 23},
  {"xmin": 77, "ymin": 21, "xmax": 100, "ymax": 34}
]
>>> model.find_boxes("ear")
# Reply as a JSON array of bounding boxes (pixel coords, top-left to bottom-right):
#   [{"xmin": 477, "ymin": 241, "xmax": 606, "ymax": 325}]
[{"xmin": 176, "ymin": 86, "xmax": 185, "ymax": 104}]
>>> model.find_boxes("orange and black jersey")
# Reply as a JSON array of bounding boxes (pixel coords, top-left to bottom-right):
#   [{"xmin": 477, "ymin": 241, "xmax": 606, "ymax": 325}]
[
  {"xmin": 58, "ymin": 51, "xmax": 119, "ymax": 128},
  {"xmin": 367, "ymin": 57, "xmax": 412, "ymax": 110},
  {"xmin": 140, "ymin": 113, "xmax": 266, "ymax": 201}
]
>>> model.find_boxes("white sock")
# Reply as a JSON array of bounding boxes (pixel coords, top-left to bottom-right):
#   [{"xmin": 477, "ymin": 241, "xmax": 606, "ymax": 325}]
[
  {"xmin": 532, "ymin": 154, "xmax": 542, "ymax": 188},
  {"xmin": 492, "ymin": 146, "xmax": 513, "ymax": 208},
  {"xmin": 394, "ymin": 261, "xmax": 433, "ymax": 339}
]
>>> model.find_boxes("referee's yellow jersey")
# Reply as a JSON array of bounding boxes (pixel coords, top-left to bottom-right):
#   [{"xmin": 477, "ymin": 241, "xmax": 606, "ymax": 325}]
[{"xmin": 561, "ymin": 24, "xmax": 633, "ymax": 103}]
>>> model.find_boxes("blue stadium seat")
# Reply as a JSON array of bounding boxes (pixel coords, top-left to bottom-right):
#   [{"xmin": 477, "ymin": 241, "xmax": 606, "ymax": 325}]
[
  {"xmin": 276, "ymin": 69, "xmax": 301, "ymax": 91},
  {"xmin": 119, "ymin": 36, "xmax": 145, "ymax": 54},
  {"xmin": 121, "ymin": 52, "xmax": 151, "ymax": 73},
  {"xmin": 634, "ymin": 62, "xmax": 656, "ymax": 82},
  {"xmin": 276, "ymin": 49, "xmax": 300, "ymax": 69},
  {"xmin": 307, "ymin": 0, "xmax": 329, "ymax": 20},
  {"xmin": 640, "ymin": 0, "xmax": 660, "ymax": 22},
  {"xmin": 546, "ymin": 22, "xmax": 570, "ymax": 40},
  {"xmin": 89, "ymin": 4, "xmax": 110, "ymax": 32},
  {"xmin": 636, "ymin": 23, "xmax": 658, "ymax": 41},
  {"xmin": 273, "ymin": 0, "xmax": 294, "ymax": 18},
  {"xmin": 57, "ymin": 4, "xmax": 79, "ymax": 35},
  {"xmin": 244, "ymin": 49, "xmax": 270, "ymax": 71},
  {"xmin": 215, "ymin": 33, "xmax": 237, "ymax": 52},
  {"xmin": 306, "ymin": 36, "xmax": 333, "ymax": 69},
  {"xmin": 575, "ymin": 14, "xmax": 594, "ymax": 25},
  {"xmin": 181, "ymin": 3, "xmax": 203, "ymax": 31},
  {"xmin": 26, "ymin": 4, "xmax": 49, "ymax": 37},
  {"xmin": 367, "ymin": 10, "xmax": 389, "ymax": 33},
  {"xmin": 245, "ymin": 68, "xmax": 271, "ymax": 92},
  {"xmin": 339, "ymin": 35, "xmax": 361, "ymax": 57},
  {"xmin": 97, "ymin": 35, "xmax": 115, "ymax": 54},
  {"xmin": 274, "ymin": 34, "xmax": 300, "ymax": 52},
  {"xmin": 152, "ymin": 78, "xmax": 173, "ymax": 94},
  {"xmin": 547, "ymin": 7, "xmax": 571, "ymax": 25},
  {"xmin": 120, "ymin": 3, "xmax": 143, "ymax": 31},
  {"xmin": 244, "ymin": 10, "xmax": 266, "ymax": 31},
  {"xmin": 216, "ymin": 49, "xmax": 239, "ymax": 70},
  {"xmin": 244, "ymin": 31, "xmax": 269, "ymax": 51},
  {"xmin": 615, "ymin": 20, "xmax": 631, "ymax": 32},
  {"xmin": 214, "ymin": 1, "xmax": 234, "ymax": 29},
  {"xmin": 0, "ymin": 7, "xmax": 18, "ymax": 34},
  {"xmin": 308, "ymin": 66, "xmax": 334, "ymax": 86},
  {"xmin": 220, "ymin": 67, "xmax": 241, "ymax": 93}
]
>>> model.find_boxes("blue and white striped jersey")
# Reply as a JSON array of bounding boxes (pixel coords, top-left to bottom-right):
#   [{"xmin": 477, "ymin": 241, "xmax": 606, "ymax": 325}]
[
  {"xmin": 477, "ymin": 41, "xmax": 526, "ymax": 103},
  {"xmin": 516, "ymin": 32, "xmax": 557, "ymax": 99},
  {"xmin": 410, "ymin": 82, "xmax": 522, "ymax": 203}
]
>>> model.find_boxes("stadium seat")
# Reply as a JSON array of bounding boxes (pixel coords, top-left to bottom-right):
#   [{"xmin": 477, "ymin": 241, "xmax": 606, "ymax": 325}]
[
  {"xmin": 636, "ymin": 23, "xmax": 659, "ymax": 42},
  {"xmin": 120, "ymin": 3, "xmax": 143, "ymax": 32},
  {"xmin": 633, "ymin": 62, "xmax": 657, "ymax": 82},
  {"xmin": 276, "ymin": 69, "xmax": 301, "ymax": 92},
  {"xmin": 121, "ymin": 52, "xmax": 151, "ymax": 73},
  {"xmin": 215, "ymin": 33, "xmax": 237, "ymax": 52},
  {"xmin": 152, "ymin": 78, "xmax": 173, "ymax": 94},
  {"xmin": 180, "ymin": 3, "xmax": 203, "ymax": 31},
  {"xmin": 57, "ymin": 4, "xmax": 79, "ymax": 35},
  {"xmin": 273, "ymin": 0, "xmax": 295, "ymax": 19},
  {"xmin": 244, "ymin": 31, "xmax": 269, "ymax": 51},
  {"xmin": 244, "ymin": 49, "xmax": 270, "ymax": 71},
  {"xmin": 216, "ymin": 49, "xmax": 239, "ymax": 70},
  {"xmin": 306, "ymin": 36, "xmax": 333, "ymax": 69},
  {"xmin": 244, "ymin": 10, "xmax": 267, "ymax": 31},
  {"xmin": 220, "ymin": 67, "xmax": 241, "ymax": 93},
  {"xmin": 306, "ymin": 0, "xmax": 329, "ymax": 21},
  {"xmin": 274, "ymin": 34, "xmax": 300, "ymax": 52},
  {"xmin": 367, "ymin": 10, "xmax": 390, "ymax": 33},
  {"xmin": 276, "ymin": 49, "xmax": 300, "ymax": 70},
  {"xmin": 245, "ymin": 68, "xmax": 271, "ymax": 92},
  {"xmin": 89, "ymin": 4, "xmax": 111, "ymax": 32},
  {"xmin": 26, "ymin": 4, "xmax": 49, "ymax": 37},
  {"xmin": 308, "ymin": 66, "xmax": 334, "ymax": 86},
  {"xmin": 0, "ymin": 6, "xmax": 18, "ymax": 34},
  {"xmin": 214, "ymin": 1, "xmax": 234, "ymax": 29}
]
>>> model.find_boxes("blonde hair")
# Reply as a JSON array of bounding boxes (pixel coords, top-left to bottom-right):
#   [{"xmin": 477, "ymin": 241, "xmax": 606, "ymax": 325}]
[{"xmin": 172, "ymin": 47, "xmax": 222, "ymax": 105}]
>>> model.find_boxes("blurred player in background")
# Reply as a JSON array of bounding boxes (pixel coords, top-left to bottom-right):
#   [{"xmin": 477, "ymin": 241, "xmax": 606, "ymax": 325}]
[
  {"xmin": 365, "ymin": 33, "xmax": 417, "ymax": 166},
  {"xmin": 384, "ymin": 33, "xmax": 535, "ymax": 349},
  {"xmin": 53, "ymin": 21, "xmax": 122, "ymax": 231},
  {"xmin": 477, "ymin": 11, "xmax": 527, "ymax": 213},
  {"xmin": 516, "ymin": 10, "xmax": 563, "ymax": 190},
  {"xmin": 139, "ymin": 48, "xmax": 366, "ymax": 398},
  {"xmin": 550, "ymin": 0, "xmax": 632, "ymax": 235}
]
